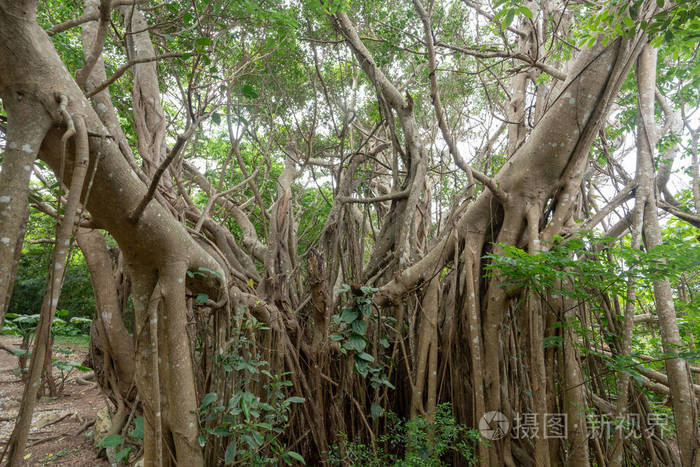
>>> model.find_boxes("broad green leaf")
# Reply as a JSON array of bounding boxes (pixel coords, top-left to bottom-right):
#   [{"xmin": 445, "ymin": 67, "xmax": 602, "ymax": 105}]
[
  {"xmin": 286, "ymin": 451, "xmax": 306, "ymax": 464},
  {"xmin": 132, "ymin": 417, "xmax": 144, "ymax": 440},
  {"xmin": 196, "ymin": 37, "xmax": 213, "ymax": 48},
  {"xmin": 519, "ymin": 6, "xmax": 533, "ymax": 19},
  {"xmin": 370, "ymin": 402, "xmax": 383, "ymax": 419},
  {"xmin": 347, "ymin": 334, "xmax": 367, "ymax": 351},
  {"xmin": 115, "ymin": 447, "xmax": 131, "ymax": 462},
  {"xmin": 340, "ymin": 309, "xmax": 359, "ymax": 323},
  {"xmin": 224, "ymin": 440, "xmax": 237, "ymax": 464},
  {"xmin": 351, "ymin": 319, "xmax": 367, "ymax": 335},
  {"xmin": 241, "ymin": 84, "xmax": 259, "ymax": 99},
  {"xmin": 97, "ymin": 433, "xmax": 123, "ymax": 448},
  {"xmin": 356, "ymin": 351, "xmax": 374, "ymax": 362},
  {"xmin": 200, "ymin": 392, "xmax": 218, "ymax": 410}
]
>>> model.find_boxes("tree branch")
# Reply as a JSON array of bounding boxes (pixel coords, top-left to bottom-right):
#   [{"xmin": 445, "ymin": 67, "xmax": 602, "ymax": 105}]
[
  {"xmin": 76, "ymin": 0, "xmax": 111, "ymax": 89},
  {"xmin": 436, "ymin": 41, "xmax": 567, "ymax": 81},
  {"xmin": 129, "ymin": 123, "xmax": 197, "ymax": 223},
  {"xmin": 86, "ymin": 54, "xmax": 182, "ymax": 98},
  {"xmin": 46, "ymin": 0, "xmax": 142, "ymax": 36},
  {"xmin": 337, "ymin": 189, "xmax": 410, "ymax": 204}
]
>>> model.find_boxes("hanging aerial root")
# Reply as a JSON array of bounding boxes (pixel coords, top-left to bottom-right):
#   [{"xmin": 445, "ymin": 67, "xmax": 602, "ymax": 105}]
[
  {"xmin": 0, "ymin": 98, "xmax": 53, "ymax": 328},
  {"xmin": 147, "ymin": 281, "xmax": 164, "ymax": 467},
  {"xmin": 2, "ymin": 111, "xmax": 90, "ymax": 466}
]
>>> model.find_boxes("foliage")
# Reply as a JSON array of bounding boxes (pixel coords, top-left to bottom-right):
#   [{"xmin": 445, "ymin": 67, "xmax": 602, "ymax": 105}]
[
  {"xmin": 485, "ymin": 230, "xmax": 700, "ymax": 386},
  {"xmin": 486, "ymin": 232, "xmax": 700, "ymax": 307},
  {"xmin": 328, "ymin": 403, "xmax": 480, "ymax": 466},
  {"xmin": 93, "ymin": 416, "xmax": 145, "ymax": 465},
  {"xmin": 2, "ymin": 311, "xmax": 92, "ymax": 339},
  {"xmin": 331, "ymin": 284, "xmax": 395, "ymax": 389},
  {"xmin": 199, "ymin": 313, "xmax": 305, "ymax": 465},
  {"xmin": 7, "ymin": 208, "xmax": 94, "ymax": 322},
  {"xmin": 52, "ymin": 345, "xmax": 90, "ymax": 390}
]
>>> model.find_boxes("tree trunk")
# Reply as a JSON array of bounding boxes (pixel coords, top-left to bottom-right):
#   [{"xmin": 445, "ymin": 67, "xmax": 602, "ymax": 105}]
[{"xmin": 635, "ymin": 43, "xmax": 699, "ymax": 467}]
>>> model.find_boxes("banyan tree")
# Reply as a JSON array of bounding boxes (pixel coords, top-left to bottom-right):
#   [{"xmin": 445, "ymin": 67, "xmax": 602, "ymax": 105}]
[{"xmin": 0, "ymin": 0, "xmax": 698, "ymax": 465}]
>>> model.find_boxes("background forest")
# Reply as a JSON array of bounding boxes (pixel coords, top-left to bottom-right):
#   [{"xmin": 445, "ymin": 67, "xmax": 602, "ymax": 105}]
[{"xmin": 0, "ymin": 0, "xmax": 699, "ymax": 466}]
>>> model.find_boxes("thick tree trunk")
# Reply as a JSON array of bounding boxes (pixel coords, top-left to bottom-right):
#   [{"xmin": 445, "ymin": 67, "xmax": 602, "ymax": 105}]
[
  {"xmin": 0, "ymin": 91, "xmax": 52, "ymax": 328},
  {"xmin": 3, "ymin": 111, "xmax": 90, "ymax": 465},
  {"xmin": 3, "ymin": 1, "xmax": 691, "ymax": 466},
  {"xmin": 635, "ymin": 44, "xmax": 699, "ymax": 467},
  {"xmin": 0, "ymin": 202, "xmax": 29, "ymax": 320},
  {"xmin": 76, "ymin": 228, "xmax": 134, "ymax": 396},
  {"xmin": 0, "ymin": 4, "xmax": 220, "ymax": 464}
]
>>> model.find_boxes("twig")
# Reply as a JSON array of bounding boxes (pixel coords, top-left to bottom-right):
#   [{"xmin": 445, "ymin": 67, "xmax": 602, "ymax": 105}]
[
  {"xmin": 129, "ymin": 123, "xmax": 198, "ymax": 223},
  {"xmin": 76, "ymin": 0, "xmax": 111, "ymax": 89},
  {"xmin": 337, "ymin": 189, "xmax": 410, "ymax": 204},
  {"xmin": 47, "ymin": 0, "xmax": 144, "ymax": 36},
  {"xmin": 41, "ymin": 412, "xmax": 73, "ymax": 428},
  {"xmin": 86, "ymin": 54, "xmax": 182, "ymax": 98}
]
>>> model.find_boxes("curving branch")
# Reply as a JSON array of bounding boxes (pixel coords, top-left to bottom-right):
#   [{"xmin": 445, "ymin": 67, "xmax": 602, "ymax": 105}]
[
  {"xmin": 129, "ymin": 123, "xmax": 197, "ymax": 223},
  {"xmin": 337, "ymin": 189, "xmax": 409, "ymax": 204},
  {"xmin": 436, "ymin": 41, "xmax": 567, "ymax": 81},
  {"xmin": 86, "ymin": 54, "xmax": 182, "ymax": 98},
  {"xmin": 46, "ymin": 0, "xmax": 142, "ymax": 36},
  {"xmin": 76, "ymin": 0, "xmax": 111, "ymax": 89}
]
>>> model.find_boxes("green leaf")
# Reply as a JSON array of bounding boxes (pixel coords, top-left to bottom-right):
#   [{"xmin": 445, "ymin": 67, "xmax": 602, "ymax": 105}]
[
  {"xmin": 359, "ymin": 285, "xmax": 378, "ymax": 295},
  {"xmin": 196, "ymin": 293, "xmax": 209, "ymax": 304},
  {"xmin": 132, "ymin": 417, "xmax": 144, "ymax": 440},
  {"xmin": 198, "ymin": 267, "xmax": 223, "ymax": 279},
  {"xmin": 212, "ymin": 425, "xmax": 231, "ymax": 436},
  {"xmin": 97, "ymin": 433, "xmax": 123, "ymax": 448},
  {"xmin": 241, "ymin": 84, "xmax": 259, "ymax": 99},
  {"xmin": 340, "ymin": 309, "xmax": 359, "ymax": 323},
  {"xmin": 286, "ymin": 451, "xmax": 306, "ymax": 464},
  {"xmin": 200, "ymin": 392, "xmax": 218, "ymax": 410},
  {"xmin": 504, "ymin": 9, "xmax": 515, "ymax": 28},
  {"xmin": 241, "ymin": 434, "xmax": 257, "ymax": 449},
  {"xmin": 286, "ymin": 396, "xmax": 305, "ymax": 404},
  {"xmin": 518, "ymin": 6, "xmax": 533, "ymax": 19},
  {"xmin": 211, "ymin": 113, "xmax": 221, "ymax": 125},
  {"xmin": 351, "ymin": 320, "xmax": 367, "ymax": 335},
  {"xmin": 7, "ymin": 348, "xmax": 28, "ymax": 357},
  {"xmin": 370, "ymin": 402, "xmax": 383, "ymax": 419},
  {"xmin": 224, "ymin": 440, "xmax": 237, "ymax": 464},
  {"xmin": 354, "ymin": 360, "xmax": 370, "ymax": 377},
  {"xmin": 346, "ymin": 334, "xmax": 367, "ymax": 352},
  {"xmin": 115, "ymin": 447, "xmax": 131, "ymax": 462},
  {"xmin": 196, "ymin": 37, "xmax": 213, "ymax": 48},
  {"xmin": 356, "ymin": 351, "xmax": 375, "ymax": 362}
]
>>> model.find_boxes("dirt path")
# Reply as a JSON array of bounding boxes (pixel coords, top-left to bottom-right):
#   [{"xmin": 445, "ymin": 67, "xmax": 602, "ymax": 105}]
[{"xmin": 0, "ymin": 335, "xmax": 108, "ymax": 466}]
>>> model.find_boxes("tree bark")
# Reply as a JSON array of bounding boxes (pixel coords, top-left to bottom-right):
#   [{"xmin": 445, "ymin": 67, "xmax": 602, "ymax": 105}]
[
  {"xmin": 3, "ymin": 112, "xmax": 90, "ymax": 465},
  {"xmin": 0, "ymin": 91, "xmax": 52, "ymax": 328},
  {"xmin": 635, "ymin": 44, "xmax": 699, "ymax": 467}
]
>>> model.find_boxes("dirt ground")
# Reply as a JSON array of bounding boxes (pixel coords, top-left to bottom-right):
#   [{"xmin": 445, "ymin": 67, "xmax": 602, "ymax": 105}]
[{"xmin": 0, "ymin": 335, "xmax": 108, "ymax": 466}]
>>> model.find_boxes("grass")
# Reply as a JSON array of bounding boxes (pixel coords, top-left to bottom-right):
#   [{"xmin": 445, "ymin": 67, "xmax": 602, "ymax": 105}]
[
  {"xmin": 53, "ymin": 334, "xmax": 90, "ymax": 351},
  {"xmin": 0, "ymin": 331, "xmax": 90, "ymax": 352}
]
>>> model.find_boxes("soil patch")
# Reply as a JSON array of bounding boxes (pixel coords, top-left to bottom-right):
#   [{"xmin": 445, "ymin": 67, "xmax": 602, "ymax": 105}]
[{"xmin": 0, "ymin": 335, "xmax": 108, "ymax": 466}]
